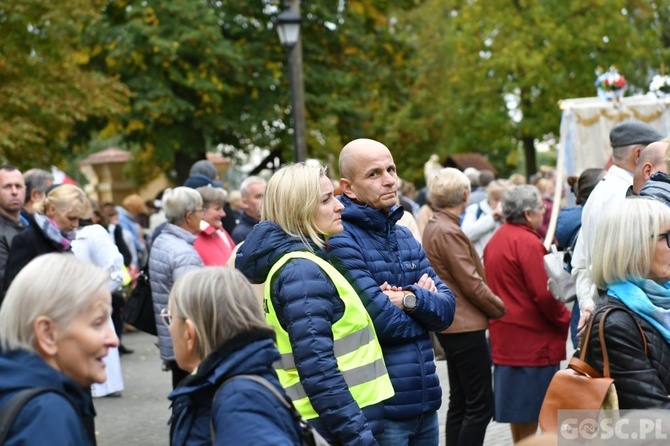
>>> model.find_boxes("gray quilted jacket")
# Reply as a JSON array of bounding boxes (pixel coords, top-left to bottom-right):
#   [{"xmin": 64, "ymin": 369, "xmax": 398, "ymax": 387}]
[{"xmin": 149, "ymin": 223, "xmax": 203, "ymax": 360}]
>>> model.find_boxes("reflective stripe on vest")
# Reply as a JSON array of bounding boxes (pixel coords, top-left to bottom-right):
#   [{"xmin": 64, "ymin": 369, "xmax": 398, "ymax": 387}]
[{"xmin": 264, "ymin": 251, "xmax": 394, "ymax": 420}]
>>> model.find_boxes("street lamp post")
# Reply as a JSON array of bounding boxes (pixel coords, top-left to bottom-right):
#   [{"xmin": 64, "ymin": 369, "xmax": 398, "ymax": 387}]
[{"xmin": 276, "ymin": 9, "xmax": 307, "ymax": 162}]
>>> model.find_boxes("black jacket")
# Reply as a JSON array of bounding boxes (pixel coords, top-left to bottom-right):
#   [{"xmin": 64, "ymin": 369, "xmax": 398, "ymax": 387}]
[
  {"xmin": 2, "ymin": 220, "xmax": 69, "ymax": 297},
  {"xmin": 582, "ymin": 297, "xmax": 670, "ymax": 409}
]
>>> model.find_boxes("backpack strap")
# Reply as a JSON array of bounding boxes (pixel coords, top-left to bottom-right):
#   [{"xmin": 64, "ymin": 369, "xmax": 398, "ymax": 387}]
[
  {"xmin": 210, "ymin": 375, "xmax": 318, "ymax": 445},
  {"xmin": 212, "ymin": 375, "xmax": 301, "ymax": 421},
  {"xmin": 0, "ymin": 387, "xmax": 83, "ymax": 445}
]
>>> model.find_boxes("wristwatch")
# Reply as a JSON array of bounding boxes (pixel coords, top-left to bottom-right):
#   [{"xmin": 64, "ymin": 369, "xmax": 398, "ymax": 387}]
[{"xmin": 402, "ymin": 292, "xmax": 417, "ymax": 311}]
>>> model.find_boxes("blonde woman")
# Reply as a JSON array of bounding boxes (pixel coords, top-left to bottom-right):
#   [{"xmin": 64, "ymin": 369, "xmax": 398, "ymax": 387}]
[
  {"xmin": 236, "ymin": 163, "xmax": 393, "ymax": 445},
  {"xmin": 3, "ymin": 184, "xmax": 91, "ymax": 294}
]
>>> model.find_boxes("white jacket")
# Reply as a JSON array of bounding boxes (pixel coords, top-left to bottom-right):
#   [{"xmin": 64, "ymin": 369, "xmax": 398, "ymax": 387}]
[
  {"xmin": 571, "ymin": 165, "xmax": 632, "ymax": 312},
  {"xmin": 461, "ymin": 200, "xmax": 501, "ymax": 261}
]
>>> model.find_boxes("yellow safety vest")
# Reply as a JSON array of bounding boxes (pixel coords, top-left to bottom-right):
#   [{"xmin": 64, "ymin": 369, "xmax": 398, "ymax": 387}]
[{"xmin": 264, "ymin": 251, "xmax": 394, "ymax": 420}]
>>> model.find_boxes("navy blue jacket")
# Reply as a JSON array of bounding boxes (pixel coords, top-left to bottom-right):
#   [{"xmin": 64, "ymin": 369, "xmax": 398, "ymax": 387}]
[
  {"xmin": 0, "ymin": 349, "xmax": 95, "ymax": 445},
  {"xmin": 327, "ymin": 195, "xmax": 456, "ymax": 420},
  {"xmin": 236, "ymin": 221, "xmax": 384, "ymax": 445},
  {"xmin": 168, "ymin": 329, "xmax": 301, "ymax": 446},
  {"xmin": 231, "ymin": 211, "xmax": 259, "ymax": 245}
]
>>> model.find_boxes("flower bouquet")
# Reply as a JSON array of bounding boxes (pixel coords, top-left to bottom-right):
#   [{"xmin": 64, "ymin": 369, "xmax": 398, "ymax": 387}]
[
  {"xmin": 649, "ymin": 74, "xmax": 670, "ymax": 98},
  {"xmin": 595, "ymin": 66, "xmax": 627, "ymax": 101}
]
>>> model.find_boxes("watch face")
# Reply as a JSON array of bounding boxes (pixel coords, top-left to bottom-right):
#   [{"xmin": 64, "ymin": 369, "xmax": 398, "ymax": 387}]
[{"xmin": 404, "ymin": 293, "xmax": 417, "ymax": 309}]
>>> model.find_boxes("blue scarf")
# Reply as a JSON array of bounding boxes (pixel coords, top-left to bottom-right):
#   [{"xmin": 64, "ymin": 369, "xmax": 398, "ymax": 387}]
[{"xmin": 608, "ymin": 277, "xmax": 670, "ymax": 344}]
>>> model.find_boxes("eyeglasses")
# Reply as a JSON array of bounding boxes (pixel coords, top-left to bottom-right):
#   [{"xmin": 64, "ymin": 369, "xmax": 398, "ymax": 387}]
[
  {"xmin": 658, "ymin": 231, "xmax": 670, "ymax": 249},
  {"xmin": 160, "ymin": 308, "xmax": 172, "ymax": 327}
]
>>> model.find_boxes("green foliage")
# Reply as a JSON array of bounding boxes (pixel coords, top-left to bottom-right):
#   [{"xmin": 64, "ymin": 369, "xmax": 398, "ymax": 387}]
[
  {"xmin": 4, "ymin": 0, "xmax": 670, "ymax": 185},
  {"xmin": 382, "ymin": 0, "xmax": 668, "ymax": 183},
  {"xmin": 0, "ymin": 0, "xmax": 129, "ymax": 169}
]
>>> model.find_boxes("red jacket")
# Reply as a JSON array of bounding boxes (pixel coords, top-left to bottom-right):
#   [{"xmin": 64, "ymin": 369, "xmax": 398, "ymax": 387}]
[
  {"xmin": 484, "ymin": 223, "xmax": 570, "ymax": 366},
  {"xmin": 194, "ymin": 223, "xmax": 235, "ymax": 266}
]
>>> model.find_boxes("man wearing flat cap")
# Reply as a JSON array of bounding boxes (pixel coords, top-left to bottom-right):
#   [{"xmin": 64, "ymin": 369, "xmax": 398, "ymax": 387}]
[{"xmin": 571, "ymin": 119, "xmax": 664, "ymax": 332}]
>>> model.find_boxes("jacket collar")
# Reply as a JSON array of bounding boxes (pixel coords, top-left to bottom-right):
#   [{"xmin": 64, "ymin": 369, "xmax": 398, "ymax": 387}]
[{"xmin": 339, "ymin": 194, "xmax": 403, "ymax": 231}]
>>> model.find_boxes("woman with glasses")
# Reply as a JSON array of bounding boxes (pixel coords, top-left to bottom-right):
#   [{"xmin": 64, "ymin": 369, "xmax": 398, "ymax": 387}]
[
  {"xmin": 149, "ymin": 187, "xmax": 204, "ymax": 389},
  {"xmin": 583, "ymin": 197, "xmax": 670, "ymax": 409},
  {"xmin": 164, "ymin": 267, "xmax": 302, "ymax": 445},
  {"xmin": 483, "ymin": 185, "xmax": 571, "ymax": 443}
]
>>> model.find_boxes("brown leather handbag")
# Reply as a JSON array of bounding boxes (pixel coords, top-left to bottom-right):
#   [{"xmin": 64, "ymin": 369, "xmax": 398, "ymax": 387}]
[{"xmin": 538, "ymin": 306, "xmax": 648, "ymax": 433}]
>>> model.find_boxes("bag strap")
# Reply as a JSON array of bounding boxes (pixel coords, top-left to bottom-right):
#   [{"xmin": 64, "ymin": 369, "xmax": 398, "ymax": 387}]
[
  {"xmin": 0, "ymin": 387, "xmax": 83, "ymax": 444},
  {"xmin": 578, "ymin": 305, "xmax": 648, "ymax": 378}
]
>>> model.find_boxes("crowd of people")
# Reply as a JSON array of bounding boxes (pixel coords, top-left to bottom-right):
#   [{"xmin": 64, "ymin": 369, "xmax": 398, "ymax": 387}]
[{"xmin": 0, "ymin": 120, "xmax": 669, "ymax": 445}]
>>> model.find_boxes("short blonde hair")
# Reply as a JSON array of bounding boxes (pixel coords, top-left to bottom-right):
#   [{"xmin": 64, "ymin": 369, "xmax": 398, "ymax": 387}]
[
  {"xmin": 427, "ymin": 168, "xmax": 470, "ymax": 208},
  {"xmin": 34, "ymin": 184, "xmax": 91, "ymax": 219},
  {"xmin": 262, "ymin": 163, "xmax": 329, "ymax": 250},
  {"xmin": 169, "ymin": 267, "xmax": 271, "ymax": 360},
  {"xmin": 163, "ymin": 187, "xmax": 203, "ymax": 225},
  {"xmin": 486, "ymin": 180, "xmax": 507, "ymax": 202},
  {"xmin": 0, "ymin": 254, "xmax": 109, "ymax": 353},
  {"xmin": 593, "ymin": 197, "xmax": 670, "ymax": 288}
]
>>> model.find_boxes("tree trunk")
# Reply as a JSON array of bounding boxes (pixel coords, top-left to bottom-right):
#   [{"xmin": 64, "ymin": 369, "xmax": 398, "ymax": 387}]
[{"xmin": 522, "ymin": 136, "xmax": 537, "ymax": 180}]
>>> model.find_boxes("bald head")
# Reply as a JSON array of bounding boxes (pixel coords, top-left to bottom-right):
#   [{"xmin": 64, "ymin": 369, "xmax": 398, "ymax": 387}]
[
  {"xmin": 632, "ymin": 141, "xmax": 668, "ymax": 194},
  {"xmin": 339, "ymin": 139, "xmax": 392, "ymax": 180},
  {"xmin": 338, "ymin": 138, "xmax": 398, "ymax": 211}
]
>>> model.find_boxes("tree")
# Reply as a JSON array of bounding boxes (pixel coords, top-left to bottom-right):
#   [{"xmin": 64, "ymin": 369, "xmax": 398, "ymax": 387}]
[
  {"xmin": 80, "ymin": 0, "xmax": 419, "ymax": 184},
  {"xmin": 0, "ymin": 0, "xmax": 129, "ymax": 170},
  {"xmin": 383, "ymin": 0, "xmax": 667, "ymax": 182}
]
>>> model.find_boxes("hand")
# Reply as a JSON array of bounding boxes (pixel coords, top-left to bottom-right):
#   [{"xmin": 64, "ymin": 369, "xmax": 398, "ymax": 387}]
[
  {"xmin": 415, "ymin": 273, "xmax": 437, "ymax": 293},
  {"xmin": 380, "ymin": 282, "xmax": 402, "ymax": 292},
  {"xmin": 492, "ymin": 203, "xmax": 503, "ymax": 221},
  {"xmin": 575, "ymin": 307, "xmax": 593, "ymax": 340},
  {"xmin": 383, "ymin": 290, "xmax": 405, "ymax": 309}
]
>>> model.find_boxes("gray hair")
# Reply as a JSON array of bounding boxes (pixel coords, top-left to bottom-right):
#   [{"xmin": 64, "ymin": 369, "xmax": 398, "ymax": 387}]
[
  {"xmin": 196, "ymin": 187, "xmax": 227, "ymax": 209},
  {"xmin": 23, "ymin": 168, "xmax": 54, "ymax": 203},
  {"xmin": 169, "ymin": 267, "xmax": 271, "ymax": 360},
  {"xmin": 593, "ymin": 197, "xmax": 670, "ymax": 288},
  {"xmin": 162, "ymin": 187, "xmax": 203, "ymax": 225},
  {"xmin": 189, "ymin": 160, "xmax": 218, "ymax": 180},
  {"xmin": 427, "ymin": 168, "xmax": 471, "ymax": 208},
  {"xmin": 502, "ymin": 185, "xmax": 542, "ymax": 224},
  {"xmin": 0, "ymin": 254, "xmax": 110, "ymax": 353},
  {"xmin": 239, "ymin": 176, "xmax": 267, "ymax": 198}
]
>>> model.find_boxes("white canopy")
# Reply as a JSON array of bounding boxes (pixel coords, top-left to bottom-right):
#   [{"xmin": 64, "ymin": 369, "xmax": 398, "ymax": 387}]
[{"xmin": 544, "ymin": 95, "xmax": 670, "ymax": 248}]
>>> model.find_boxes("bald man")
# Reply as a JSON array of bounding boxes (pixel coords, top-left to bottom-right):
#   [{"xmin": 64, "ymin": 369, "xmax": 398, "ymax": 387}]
[
  {"xmin": 631, "ymin": 140, "xmax": 669, "ymax": 195},
  {"xmin": 328, "ymin": 138, "xmax": 455, "ymax": 445}
]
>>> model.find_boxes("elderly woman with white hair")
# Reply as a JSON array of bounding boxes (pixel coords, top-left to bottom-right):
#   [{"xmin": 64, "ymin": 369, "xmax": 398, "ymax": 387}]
[
  {"xmin": 166, "ymin": 267, "xmax": 303, "ymax": 445},
  {"xmin": 149, "ymin": 187, "xmax": 204, "ymax": 389},
  {"xmin": 583, "ymin": 197, "xmax": 670, "ymax": 409},
  {"xmin": 0, "ymin": 254, "xmax": 118, "ymax": 444},
  {"xmin": 483, "ymin": 185, "xmax": 571, "ymax": 443}
]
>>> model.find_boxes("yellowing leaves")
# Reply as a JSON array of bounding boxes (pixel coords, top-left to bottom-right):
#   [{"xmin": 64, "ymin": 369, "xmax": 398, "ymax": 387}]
[
  {"xmin": 72, "ymin": 51, "xmax": 90, "ymax": 65},
  {"xmin": 126, "ymin": 119, "xmax": 145, "ymax": 132}
]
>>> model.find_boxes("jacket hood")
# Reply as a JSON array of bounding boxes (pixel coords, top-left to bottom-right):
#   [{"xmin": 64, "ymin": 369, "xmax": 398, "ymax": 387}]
[
  {"xmin": 640, "ymin": 172, "xmax": 670, "ymax": 206},
  {"xmin": 0, "ymin": 349, "xmax": 94, "ymax": 416},
  {"xmin": 235, "ymin": 221, "xmax": 322, "ymax": 284}
]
